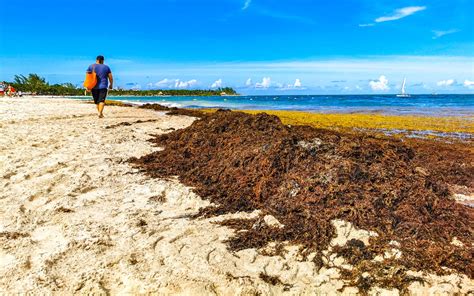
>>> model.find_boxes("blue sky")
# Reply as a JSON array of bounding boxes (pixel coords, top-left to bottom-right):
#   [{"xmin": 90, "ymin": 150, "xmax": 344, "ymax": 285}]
[{"xmin": 0, "ymin": 0, "xmax": 473, "ymax": 94}]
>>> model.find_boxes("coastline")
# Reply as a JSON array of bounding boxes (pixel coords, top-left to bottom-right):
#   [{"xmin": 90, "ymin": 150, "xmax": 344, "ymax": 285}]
[{"xmin": 0, "ymin": 97, "xmax": 472, "ymax": 294}]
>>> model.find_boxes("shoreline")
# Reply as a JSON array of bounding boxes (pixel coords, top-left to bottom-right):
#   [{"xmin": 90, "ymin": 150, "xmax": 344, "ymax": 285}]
[
  {"xmin": 1, "ymin": 97, "xmax": 472, "ymax": 294},
  {"xmin": 36, "ymin": 94, "xmax": 474, "ymax": 120},
  {"xmin": 46, "ymin": 95, "xmax": 474, "ymax": 139},
  {"xmin": 61, "ymin": 94, "xmax": 474, "ymax": 117}
]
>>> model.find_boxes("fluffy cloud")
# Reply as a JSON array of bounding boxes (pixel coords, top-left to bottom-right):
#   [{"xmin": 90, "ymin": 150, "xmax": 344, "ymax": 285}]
[
  {"xmin": 276, "ymin": 79, "xmax": 306, "ymax": 91},
  {"xmin": 369, "ymin": 75, "xmax": 390, "ymax": 91},
  {"xmin": 245, "ymin": 78, "xmax": 253, "ymax": 87},
  {"xmin": 436, "ymin": 79, "xmax": 455, "ymax": 87},
  {"xmin": 464, "ymin": 80, "xmax": 474, "ymax": 89},
  {"xmin": 155, "ymin": 78, "xmax": 174, "ymax": 87},
  {"xmin": 432, "ymin": 29, "xmax": 460, "ymax": 39},
  {"xmin": 375, "ymin": 6, "xmax": 426, "ymax": 23},
  {"xmin": 153, "ymin": 78, "xmax": 198, "ymax": 89},
  {"xmin": 294, "ymin": 79, "xmax": 302, "ymax": 88},
  {"xmin": 175, "ymin": 79, "xmax": 198, "ymax": 89},
  {"xmin": 242, "ymin": 0, "xmax": 251, "ymax": 10},
  {"xmin": 255, "ymin": 77, "xmax": 271, "ymax": 88},
  {"xmin": 211, "ymin": 79, "xmax": 222, "ymax": 88}
]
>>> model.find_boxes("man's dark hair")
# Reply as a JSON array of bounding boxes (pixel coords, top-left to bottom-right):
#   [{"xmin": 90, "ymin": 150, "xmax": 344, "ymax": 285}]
[{"xmin": 96, "ymin": 55, "xmax": 105, "ymax": 63}]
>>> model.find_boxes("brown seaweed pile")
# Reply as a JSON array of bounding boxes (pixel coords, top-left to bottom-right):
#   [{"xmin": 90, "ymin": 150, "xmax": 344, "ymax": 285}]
[
  {"xmin": 132, "ymin": 110, "xmax": 473, "ymax": 290},
  {"xmin": 105, "ymin": 119, "xmax": 159, "ymax": 129}
]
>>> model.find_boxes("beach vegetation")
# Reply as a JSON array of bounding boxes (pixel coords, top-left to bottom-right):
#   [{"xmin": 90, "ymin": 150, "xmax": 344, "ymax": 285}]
[
  {"xmin": 8, "ymin": 74, "xmax": 238, "ymax": 96},
  {"xmin": 10, "ymin": 74, "xmax": 83, "ymax": 96}
]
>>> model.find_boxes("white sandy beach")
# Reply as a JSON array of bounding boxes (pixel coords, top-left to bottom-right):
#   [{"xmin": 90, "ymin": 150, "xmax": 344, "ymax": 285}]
[{"xmin": 0, "ymin": 97, "xmax": 472, "ymax": 295}]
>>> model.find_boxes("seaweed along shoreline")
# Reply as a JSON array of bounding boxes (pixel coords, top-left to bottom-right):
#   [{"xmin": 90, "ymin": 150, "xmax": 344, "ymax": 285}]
[{"xmin": 133, "ymin": 105, "xmax": 473, "ymax": 293}]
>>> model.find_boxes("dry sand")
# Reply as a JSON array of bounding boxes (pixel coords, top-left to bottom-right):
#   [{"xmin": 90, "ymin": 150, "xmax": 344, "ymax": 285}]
[{"xmin": 0, "ymin": 97, "xmax": 472, "ymax": 295}]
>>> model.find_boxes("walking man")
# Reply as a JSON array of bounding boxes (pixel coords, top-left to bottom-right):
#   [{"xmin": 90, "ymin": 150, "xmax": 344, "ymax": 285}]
[{"xmin": 86, "ymin": 55, "xmax": 113, "ymax": 118}]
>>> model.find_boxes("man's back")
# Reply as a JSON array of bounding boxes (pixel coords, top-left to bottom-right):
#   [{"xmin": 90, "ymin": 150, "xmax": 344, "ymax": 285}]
[{"xmin": 87, "ymin": 64, "xmax": 111, "ymax": 89}]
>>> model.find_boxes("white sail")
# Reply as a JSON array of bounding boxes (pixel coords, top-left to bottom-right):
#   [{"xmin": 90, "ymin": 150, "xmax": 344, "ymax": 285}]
[{"xmin": 397, "ymin": 78, "xmax": 409, "ymax": 97}]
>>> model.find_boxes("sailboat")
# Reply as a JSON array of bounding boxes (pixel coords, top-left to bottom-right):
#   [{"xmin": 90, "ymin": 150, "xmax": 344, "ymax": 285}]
[{"xmin": 396, "ymin": 78, "xmax": 410, "ymax": 97}]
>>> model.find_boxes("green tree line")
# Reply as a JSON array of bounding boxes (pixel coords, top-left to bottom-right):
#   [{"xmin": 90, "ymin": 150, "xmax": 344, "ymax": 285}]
[
  {"xmin": 10, "ymin": 74, "xmax": 84, "ymax": 96},
  {"xmin": 8, "ymin": 74, "xmax": 238, "ymax": 96}
]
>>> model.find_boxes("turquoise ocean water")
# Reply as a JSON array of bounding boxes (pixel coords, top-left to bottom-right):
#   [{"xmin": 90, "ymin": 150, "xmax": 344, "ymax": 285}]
[{"xmin": 92, "ymin": 94, "xmax": 473, "ymax": 117}]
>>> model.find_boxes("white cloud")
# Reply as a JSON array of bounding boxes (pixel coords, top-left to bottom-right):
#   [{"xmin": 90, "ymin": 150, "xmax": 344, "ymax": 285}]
[
  {"xmin": 432, "ymin": 29, "xmax": 460, "ymax": 39},
  {"xmin": 463, "ymin": 80, "xmax": 474, "ymax": 89},
  {"xmin": 436, "ymin": 79, "xmax": 455, "ymax": 87},
  {"xmin": 359, "ymin": 23, "xmax": 374, "ymax": 27},
  {"xmin": 294, "ymin": 79, "xmax": 302, "ymax": 88},
  {"xmin": 245, "ymin": 78, "xmax": 252, "ymax": 87},
  {"xmin": 276, "ymin": 79, "xmax": 307, "ymax": 91},
  {"xmin": 375, "ymin": 6, "xmax": 426, "ymax": 23},
  {"xmin": 155, "ymin": 78, "xmax": 174, "ymax": 88},
  {"xmin": 211, "ymin": 79, "xmax": 222, "ymax": 88},
  {"xmin": 242, "ymin": 0, "xmax": 251, "ymax": 10},
  {"xmin": 151, "ymin": 78, "xmax": 199, "ymax": 89},
  {"xmin": 175, "ymin": 79, "xmax": 198, "ymax": 89},
  {"xmin": 255, "ymin": 77, "xmax": 271, "ymax": 88},
  {"xmin": 369, "ymin": 75, "xmax": 390, "ymax": 91}
]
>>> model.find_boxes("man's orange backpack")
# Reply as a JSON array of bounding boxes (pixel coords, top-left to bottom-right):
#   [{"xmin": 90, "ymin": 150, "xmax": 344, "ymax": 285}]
[{"xmin": 83, "ymin": 65, "xmax": 97, "ymax": 90}]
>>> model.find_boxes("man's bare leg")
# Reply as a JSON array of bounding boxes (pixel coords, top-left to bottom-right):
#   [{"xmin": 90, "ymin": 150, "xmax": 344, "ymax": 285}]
[{"xmin": 98, "ymin": 102, "xmax": 105, "ymax": 118}]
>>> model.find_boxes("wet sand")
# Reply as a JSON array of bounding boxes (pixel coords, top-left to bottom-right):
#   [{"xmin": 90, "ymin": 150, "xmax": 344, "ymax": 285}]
[{"xmin": 0, "ymin": 97, "xmax": 472, "ymax": 294}]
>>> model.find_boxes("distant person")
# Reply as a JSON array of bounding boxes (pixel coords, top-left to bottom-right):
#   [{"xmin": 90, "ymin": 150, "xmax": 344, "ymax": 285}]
[
  {"xmin": 7, "ymin": 85, "xmax": 14, "ymax": 97},
  {"xmin": 86, "ymin": 55, "xmax": 113, "ymax": 118}
]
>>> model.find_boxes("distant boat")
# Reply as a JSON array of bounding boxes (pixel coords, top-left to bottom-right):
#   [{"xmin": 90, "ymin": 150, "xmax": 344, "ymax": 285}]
[{"xmin": 396, "ymin": 78, "xmax": 410, "ymax": 97}]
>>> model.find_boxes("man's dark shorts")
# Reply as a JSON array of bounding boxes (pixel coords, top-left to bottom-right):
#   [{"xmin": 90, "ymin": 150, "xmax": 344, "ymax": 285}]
[{"xmin": 91, "ymin": 89, "xmax": 108, "ymax": 104}]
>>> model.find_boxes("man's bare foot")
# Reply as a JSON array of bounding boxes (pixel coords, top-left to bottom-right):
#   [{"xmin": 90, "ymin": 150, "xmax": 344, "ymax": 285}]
[{"xmin": 99, "ymin": 114, "xmax": 104, "ymax": 118}]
